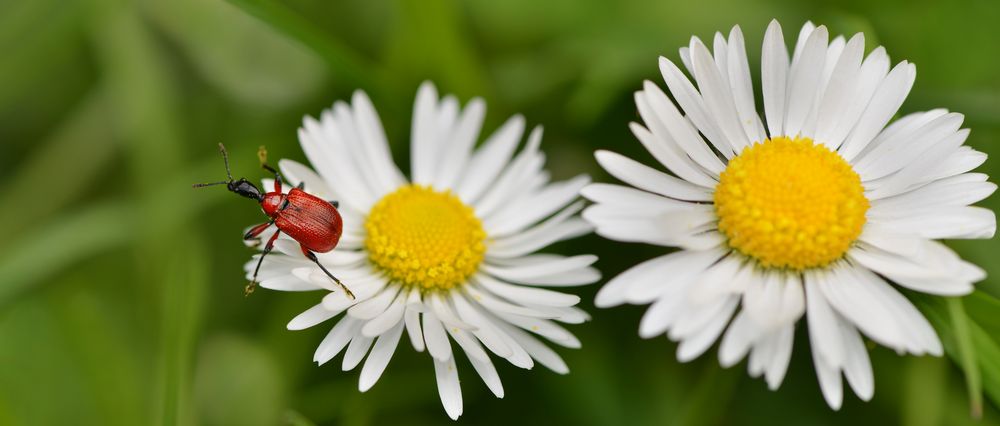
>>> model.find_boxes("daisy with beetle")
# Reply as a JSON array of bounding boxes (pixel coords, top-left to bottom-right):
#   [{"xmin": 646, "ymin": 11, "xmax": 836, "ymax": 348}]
[
  {"xmin": 232, "ymin": 82, "xmax": 598, "ymax": 420},
  {"xmin": 583, "ymin": 20, "xmax": 995, "ymax": 408}
]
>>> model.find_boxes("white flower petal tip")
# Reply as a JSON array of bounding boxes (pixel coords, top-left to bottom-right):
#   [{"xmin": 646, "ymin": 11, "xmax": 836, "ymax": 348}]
[
  {"xmin": 589, "ymin": 19, "xmax": 994, "ymax": 408},
  {"xmin": 251, "ymin": 83, "xmax": 593, "ymax": 419}
]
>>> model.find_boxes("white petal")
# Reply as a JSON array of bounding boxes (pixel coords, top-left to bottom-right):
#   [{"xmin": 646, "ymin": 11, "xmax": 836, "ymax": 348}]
[
  {"xmin": 658, "ymin": 57, "xmax": 732, "ymax": 157},
  {"xmin": 829, "ymin": 46, "xmax": 890, "ymax": 159},
  {"xmin": 838, "ymin": 61, "xmax": 916, "ymax": 161},
  {"xmin": 813, "ymin": 33, "xmax": 865, "ymax": 148},
  {"xmin": 350, "ymin": 91, "xmax": 406, "ymax": 193},
  {"xmin": 485, "ymin": 175, "xmax": 590, "ymax": 237},
  {"xmin": 637, "ymin": 83, "xmax": 726, "ymax": 175},
  {"xmin": 412, "ymin": 82, "xmax": 441, "ymax": 185},
  {"xmin": 455, "ymin": 115, "xmax": 526, "ymax": 203},
  {"xmin": 813, "ymin": 344, "xmax": 844, "ymax": 410},
  {"xmin": 865, "ymin": 129, "xmax": 970, "ymax": 199},
  {"xmin": 840, "ymin": 321, "xmax": 874, "ymax": 401},
  {"xmin": 433, "ymin": 356, "xmax": 463, "ymax": 420},
  {"xmin": 726, "ymin": 25, "xmax": 767, "ymax": 144},
  {"xmin": 675, "ymin": 296, "xmax": 738, "ymax": 362},
  {"xmin": 762, "ymin": 20, "xmax": 789, "ymax": 137},
  {"xmin": 358, "ymin": 322, "xmax": 404, "ymax": 392},
  {"xmin": 450, "ymin": 291, "xmax": 515, "ymax": 359},
  {"xmin": 595, "ymin": 250, "xmax": 704, "ymax": 308},
  {"xmin": 474, "ymin": 127, "xmax": 544, "ymax": 218},
  {"xmin": 463, "ymin": 285, "xmax": 558, "ymax": 319},
  {"xmin": 743, "ymin": 271, "xmax": 804, "ymax": 331},
  {"xmin": 432, "ymin": 98, "xmax": 486, "ymax": 189},
  {"xmin": 868, "ymin": 206, "xmax": 995, "ymax": 240},
  {"xmin": 870, "ymin": 173, "xmax": 995, "ymax": 213},
  {"xmin": 422, "ymin": 312, "xmax": 453, "ymax": 362},
  {"xmin": 404, "ymin": 291, "xmax": 425, "ymax": 352},
  {"xmin": 427, "ymin": 292, "xmax": 475, "ymax": 330},
  {"xmin": 817, "ymin": 265, "xmax": 904, "ymax": 350},
  {"xmin": 298, "ymin": 117, "xmax": 374, "ymax": 211},
  {"xmin": 783, "ymin": 25, "xmax": 828, "ymax": 137},
  {"xmin": 855, "ymin": 112, "xmax": 964, "ymax": 181},
  {"xmin": 361, "ymin": 290, "xmax": 407, "ymax": 337},
  {"xmin": 314, "ymin": 317, "xmax": 361, "ymax": 365},
  {"xmin": 288, "ymin": 303, "xmax": 338, "ymax": 330},
  {"xmin": 341, "ymin": 332, "xmax": 373, "ymax": 371},
  {"xmin": 473, "ymin": 274, "xmax": 580, "ymax": 307},
  {"xmin": 804, "ymin": 275, "xmax": 844, "ymax": 368},
  {"xmin": 488, "ymin": 207, "xmax": 591, "ymax": 259},
  {"xmin": 690, "ymin": 37, "xmax": 752, "ymax": 151},
  {"xmin": 495, "ymin": 312, "xmax": 580, "ymax": 348},
  {"xmin": 347, "ymin": 285, "xmax": 401, "ymax": 320},
  {"xmin": 498, "ymin": 322, "xmax": 570, "ymax": 374},
  {"xmin": 764, "ymin": 324, "xmax": 794, "ymax": 390},
  {"xmin": 483, "ymin": 254, "xmax": 598, "ymax": 285},
  {"xmin": 450, "ymin": 328, "xmax": 504, "ymax": 397},
  {"xmin": 687, "ymin": 254, "xmax": 750, "ymax": 304},
  {"xmin": 628, "ymin": 121, "xmax": 717, "ymax": 188},
  {"xmin": 624, "ymin": 248, "xmax": 724, "ymax": 305},
  {"xmin": 260, "ymin": 274, "xmax": 322, "ymax": 292},
  {"xmin": 718, "ymin": 311, "xmax": 761, "ymax": 367},
  {"xmin": 848, "ymin": 246, "xmax": 974, "ymax": 296},
  {"xmin": 594, "ymin": 150, "xmax": 713, "ymax": 201}
]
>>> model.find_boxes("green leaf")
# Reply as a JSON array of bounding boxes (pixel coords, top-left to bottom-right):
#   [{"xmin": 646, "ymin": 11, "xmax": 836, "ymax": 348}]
[
  {"xmin": 915, "ymin": 293, "xmax": 1000, "ymax": 415},
  {"xmin": 0, "ymin": 91, "xmax": 116, "ymax": 237},
  {"xmin": 965, "ymin": 291, "xmax": 1000, "ymax": 333},
  {"xmin": 0, "ymin": 202, "xmax": 133, "ymax": 307},
  {"xmin": 225, "ymin": 0, "xmax": 385, "ymax": 95},
  {"xmin": 970, "ymin": 321, "xmax": 1000, "ymax": 413},
  {"xmin": 143, "ymin": 0, "xmax": 326, "ymax": 108},
  {"xmin": 946, "ymin": 297, "xmax": 984, "ymax": 418}
]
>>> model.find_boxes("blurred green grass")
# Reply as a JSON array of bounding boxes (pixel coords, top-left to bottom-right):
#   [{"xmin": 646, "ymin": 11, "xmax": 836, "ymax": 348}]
[{"xmin": 1, "ymin": 0, "xmax": 999, "ymax": 424}]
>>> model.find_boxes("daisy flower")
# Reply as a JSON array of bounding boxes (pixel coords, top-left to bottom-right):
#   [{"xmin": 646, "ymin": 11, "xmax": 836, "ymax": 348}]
[
  {"xmin": 583, "ymin": 20, "xmax": 995, "ymax": 408},
  {"xmin": 246, "ymin": 82, "xmax": 598, "ymax": 419}
]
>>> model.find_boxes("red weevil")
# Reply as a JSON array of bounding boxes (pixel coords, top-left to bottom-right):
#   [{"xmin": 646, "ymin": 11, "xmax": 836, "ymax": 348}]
[{"xmin": 194, "ymin": 143, "xmax": 354, "ymax": 299}]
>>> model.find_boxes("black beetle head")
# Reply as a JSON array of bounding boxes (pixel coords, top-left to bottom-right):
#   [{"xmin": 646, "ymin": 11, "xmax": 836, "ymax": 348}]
[{"xmin": 227, "ymin": 178, "xmax": 263, "ymax": 202}]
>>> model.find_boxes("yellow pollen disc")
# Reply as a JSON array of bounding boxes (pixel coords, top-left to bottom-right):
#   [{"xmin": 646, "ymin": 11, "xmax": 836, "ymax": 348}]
[
  {"xmin": 365, "ymin": 184, "xmax": 487, "ymax": 291},
  {"xmin": 714, "ymin": 136, "xmax": 869, "ymax": 270}
]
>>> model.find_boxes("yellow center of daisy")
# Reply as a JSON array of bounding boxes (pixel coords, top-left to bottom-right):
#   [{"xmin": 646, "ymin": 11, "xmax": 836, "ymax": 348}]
[
  {"xmin": 364, "ymin": 184, "xmax": 487, "ymax": 291},
  {"xmin": 714, "ymin": 136, "xmax": 868, "ymax": 270}
]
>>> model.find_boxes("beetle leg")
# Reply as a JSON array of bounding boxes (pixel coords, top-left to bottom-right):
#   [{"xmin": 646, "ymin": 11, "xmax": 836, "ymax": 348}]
[
  {"xmin": 246, "ymin": 229, "xmax": 281, "ymax": 296},
  {"xmin": 301, "ymin": 245, "xmax": 355, "ymax": 300},
  {"xmin": 328, "ymin": 200, "xmax": 339, "ymax": 208},
  {"xmin": 296, "ymin": 181, "xmax": 305, "ymax": 190},
  {"xmin": 243, "ymin": 221, "xmax": 274, "ymax": 247}
]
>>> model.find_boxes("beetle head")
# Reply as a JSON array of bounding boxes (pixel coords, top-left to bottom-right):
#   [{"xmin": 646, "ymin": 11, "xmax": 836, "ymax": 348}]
[
  {"xmin": 192, "ymin": 143, "xmax": 264, "ymax": 203},
  {"xmin": 228, "ymin": 178, "xmax": 263, "ymax": 202}
]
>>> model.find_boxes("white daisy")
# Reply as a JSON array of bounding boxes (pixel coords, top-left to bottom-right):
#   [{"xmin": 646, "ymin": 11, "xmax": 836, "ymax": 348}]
[
  {"xmin": 583, "ymin": 20, "xmax": 996, "ymax": 408},
  {"xmin": 246, "ymin": 82, "xmax": 598, "ymax": 419}
]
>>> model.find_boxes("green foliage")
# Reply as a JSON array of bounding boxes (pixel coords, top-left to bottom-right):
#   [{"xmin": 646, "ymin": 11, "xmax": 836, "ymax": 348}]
[{"xmin": 1, "ymin": 0, "xmax": 999, "ymax": 424}]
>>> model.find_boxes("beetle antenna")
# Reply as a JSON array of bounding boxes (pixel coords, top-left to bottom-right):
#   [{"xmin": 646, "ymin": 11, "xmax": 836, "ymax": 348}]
[
  {"xmin": 219, "ymin": 142, "xmax": 234, "ymax": 181},
  {"xmin": 191, "ymin": 180, "xmax": 229, "ymax": 188}
]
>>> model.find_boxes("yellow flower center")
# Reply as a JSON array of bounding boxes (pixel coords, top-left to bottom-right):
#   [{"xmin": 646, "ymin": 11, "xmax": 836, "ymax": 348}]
[
  {"xmin": 364, "ymin": 184, "xmax": 487, "ymax": 291},
  {"xmin": 714, "ymin": 136, "xmax": 868, "ymax": 270}
]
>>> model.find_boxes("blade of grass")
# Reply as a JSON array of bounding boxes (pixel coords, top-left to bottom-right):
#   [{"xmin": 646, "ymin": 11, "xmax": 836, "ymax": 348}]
[
  {"xmin": 946, "ymin": 297, "xmax": 983, "ymax": 418},
  {"xmin": 224, "ymin": 0, "xmax": 389, "ymax": 97},
  {"xmin": 0, "ymin": 202, "xmax": 132, "ymax": 308},
  {"xmin": 87, "ymin": 0, "xmax": 208, "ymax": 423},
  {"xmin": 0, "ymin": 90, "xmax": 115, "ymax": 237}
]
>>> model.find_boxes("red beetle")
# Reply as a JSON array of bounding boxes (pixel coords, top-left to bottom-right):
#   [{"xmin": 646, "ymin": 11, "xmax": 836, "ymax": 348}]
[{"xmin": 194, "ymin": 143, "xmax": 354, "ymax": 298}]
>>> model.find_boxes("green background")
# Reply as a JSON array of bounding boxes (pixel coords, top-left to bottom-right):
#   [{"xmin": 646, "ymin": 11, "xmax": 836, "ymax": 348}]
[{"xmin": 1, "ymin": 0, "xmax": 999, "ymax": 424}]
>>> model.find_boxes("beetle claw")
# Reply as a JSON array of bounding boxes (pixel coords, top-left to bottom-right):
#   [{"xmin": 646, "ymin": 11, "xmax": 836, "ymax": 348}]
[{"xmin": 244, "ymin": 282, "xmax": 257, "ymax": 297}]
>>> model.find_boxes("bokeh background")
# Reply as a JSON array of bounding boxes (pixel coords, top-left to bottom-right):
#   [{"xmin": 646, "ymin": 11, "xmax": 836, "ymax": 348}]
[{"xmin": 2, "ymin": 0, "xmax": 999, "ymax": 424}]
